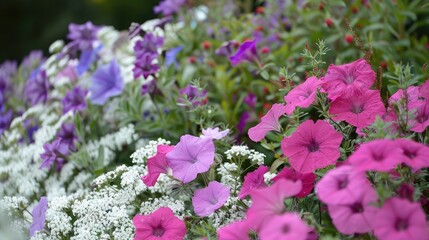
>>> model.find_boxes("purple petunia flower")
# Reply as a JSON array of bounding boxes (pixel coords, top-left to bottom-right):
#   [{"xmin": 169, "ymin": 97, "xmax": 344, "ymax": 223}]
[
  {"xmin": 229, "ymin": 39, "xmax": 260, "ymax": 66},
  {"xmin": 243, "ymin": 93, "xmax": 257, "ymax": 108},
  {"xmin": 134, "ymin": 33, "xmax": 164, "ymax": 55},
  {"xmin": 154, "ymin": 0, "xmax": 186, "ymax": 16},
  {"xmin": 0, "ymin": 60, "xmax": 17, "ymax": 77},
  {"xmin": 62, "ymin": 87, "xmax": 88, "ymax": 114},
  {"xmin": 237, "ymin": 111, "xmax": 251, "ymax": 133},
  {"xmin": 141, "ymin": 80, "xmax": 156, "ymax": 95},
  {"xmin": 128, "ymin": 22, "xmax": 144, "ymax": 39},
  {"xmin": 166, "ymin": 134, "xmax": 215, "ymax": 183},
  {"xmin": 25, "ymin": 70, "xmax": 51, "ymax": 106},
  {"xmin": 57, "ymin": 123, "xmax": 79, "ymax": 152},
  {"xmin": 40, "ymin": 138, "xmax": 69, "ymax": 170},
  {"xmin": 30, "ymin": 197, "xmax": 48, "ymax": 237},
  {"xmin": 67, "ymin": 21, "xmax": 101, "ymax": 51},
  {"xmin": 178, "ymin": 85, "xmax": 208, "ymax": 107},
  {"xmin": 133, "ymin": 53, "xmax": 159, "ymax": 79},
  {"xmin": 165, "ymin": 46, "xmax": 183, "ymax": 68},
  {"xmin": 90, "ymin": 60, "xmax": 124, "ymax": 105},
  {"xmin": 76, "ymin": 45, "xmax": 103, "ymax": 75},
  {"xmin": 192, "ymin": 181, "xmax": 230, "ymax": 217},
  {"xmin": 215, "ymin": 40, "xmax": 239, "ymax": 57},
  {"xmin": 0, "ymin": 110, "xmax": 12, "ymax": 135}
]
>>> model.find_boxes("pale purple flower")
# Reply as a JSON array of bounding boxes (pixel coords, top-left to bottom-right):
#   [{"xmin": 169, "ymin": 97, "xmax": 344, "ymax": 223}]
[
  {"xmin": 57, "ymin": 123, "xmax": 79, "ymax": 152},
  {"xmin": 30, "ymin": 197, "xmax": 48, "ymax": 237},
  {"xmin": 67, "ymin": 21, "xmax": 101, "ymax": 51},
  {"xmin": 201, "ymin": 127, "xmax": 229, "ymax": 140},
  {"xmin": 76, "ymin": 45, "xmax": 102, "ymax": 75},
  {"xmin": 229, "ymin": 39, "xmax": 260, "ymax": 66},
  {"xmin": 0, "ymin": 60, "xmax": 17, "ymax": 77},
  {"xmin": 166, "ymin": 46, "xmax": 183, "ymax": 68},
  {"xmin": 21, "ymin": 50, "xmax": 44, "ymax": 73},
  {"xmin": 166, "ymin": 134, "xmax": 215, "ymax": 183},
  {"xmin": 40, "ymin": 138, "xmax": 69, "ymax": 170},
  {"xmin": 90, "ymin": 60, "xmax": 124, "ymax": 105},
  {"xmin": 154, "ymin": 0, "xmax": 186, "ymax": 16},
  {"xmin": 192, "ymin": 181, "xmax": 230, "ymax": 217},
  {"xmin": 25, "ymin": 70, "xmax": 51, "ymax": 105},
  {"xmin": 62, "ymin": 87, "xmax": 88, "ymax": 113}
]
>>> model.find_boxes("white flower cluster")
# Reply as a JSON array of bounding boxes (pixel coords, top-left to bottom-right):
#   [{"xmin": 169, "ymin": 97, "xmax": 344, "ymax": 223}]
[
  {"xmin": 208, "ymin": 197, "xmax": 246, "ymax": 229},
  {"xmin": 225, "ymin": 145, "xmax": 266, "ymax": 165},
  {"xmin": 217, "ymin": 163, "xmax": 241, "ymax": 193},
  {"xmin": 140, "ymin": 195, "xmax": 189, "ymax": 218},
  {"xmin": 263, "ymin": 172, "xmax": 277, "ymax": 184},
  {"xmin": 130, "ymin": 138, "xmax": 170, "ymax": 164}
]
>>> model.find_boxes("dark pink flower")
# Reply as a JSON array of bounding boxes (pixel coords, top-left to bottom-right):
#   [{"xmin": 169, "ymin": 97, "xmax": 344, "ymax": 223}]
[
  {"xmin": 389, "ymin": 86, "xmax": 420, "ymax": 106},
  {"xmin": 238, "ymin": 165, "xmax": 268, "ymax": 199},
  {"xmin": 192, "ymin": 181, "xmax": 230, "ymax": 217},
  {"xmin": 329, "ymin": 90, "xmax": 385, "ymax": 129},
  {"xmin": 321, "ymin": 58, "xmax": 375, "ymax": 101},
  {"xmin": 348, "ymin": 139, "xmax": 403, "ymax": 172},
  {"xmin": 396, "ymin": 138, "xmax": 429, "ymax": 170},
  {"xmin": 328, "ymin": 187, "xmax": 378, "ymax": 234},
  {"xmin": 246, "ymin": 179, "xmax": 302, "ymax": 230},
  {"xmin": 272, "ymin": 167, "xmax": 316, "ymax": 198},
  {"xmin": 259, "ymin": 213, "xmax": 310, "ymax": 240},
  {"xmin": 248, "ymin": 103, "xmax": 286, "ymax": 142},
  {"xmin": 217, "ymin": 221, "xmax": 251, "ymax": 240},
  {"xmin": 373, "ymin": 198, "xmax": 429, "ymax": 240},
  {"xmin": 397, "ymin": 183, "xmax": 415, "ymax": 202},
  {"xmin": 315, "ymin": 165, "xmax": 372, "ymax": 205},
  {"xmin": 409, "ymin": 100, "xmax": 429, "ymax": 133},
  {"xmin": 419, "ymin": 80, "xmax": 429, "ymax": 99},
  {"xmin": 166, "ymin": 135, "xmax": 215, "ymax": 183},
  {"xmin": 133, "ymin": 207, "xmax": 187, "ymax": 240},
  {"xmin": 142, "ymin": 145, "xmax": 174, "ymax": 187},
  {"xmin": 284, "ymin": 76, "xmax": 321, "ymax": 115},
  {"xmin": 281, "ymin": 120, "xmax": 343, "ymax": 173}
]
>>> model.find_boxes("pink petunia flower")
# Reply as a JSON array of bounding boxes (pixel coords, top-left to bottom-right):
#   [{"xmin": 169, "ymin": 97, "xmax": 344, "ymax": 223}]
[
  {"xmin": 328, "ymin": 187, "xmax": 378, "ymax": 234},
  {"xmin": 246, "ymin": 179, "xmax": 302, "ymax": 230},
  {"xmin": 409, "ymin": 100, "xmax": 429, "ymax": 133},
  {"xmin": 321, "ymin": 58, "xmax": 375, "ymax": 101},
  {"xmin": 315, "ymin": 165, "xmax": 372, "ymax": 205},
  {"xmin": 373, "ymin": 198, "xmax": 429, "ymax": 240},
  {"xmin": 238, "ymin": 165, "xmax": 268, "ymax": 199},
  {"xmin": 281, "ymin": 120, "xmax": 343, "ymax": 173},
  {"xmin": 419, "ymin": 80, "xmax": 429, "ymax": 99},
  {"xmin": 248, "ymin": 103, "xmax": 287, "ymax": 142},
  {"xmin": 389, "ymin": 86, "xmax": 420, "ymax": 105},
  {"xmin": 272, "ymin": 167, "xmax": 316, "ymax": 198},
  {"xmin": 348, "ymin": 139, "xmax": 403, "ymax": 172},
  {"xmin": 396, "ymin": 138, "xmax": 429, "ymax": 170},
  {"xmin": 259, "ymin": 213, "xmax": 310, "ymax": 240},
  {"xmin": 201, "ymin": 127, "xmax": 229, "ymax": 140},
  {"xmin": 192, "ymin": 181, "xmax": 230, "ymax": 217},
  {"xmin": 284, "ymin": 76, "xmax": 322, "ymax": 115},
  {"xmin": 133, "ymin": 207, "xmax": 187, "ymax": 240},
  {"xmin": 166, "ymin": 135, "xmax": 215, "ymax": 183},
  {"xmin": 142, "ymin": 145, "xmax": 174, "ymax": 187},
  {"xmin": 329, "ymin": 90, "xmax": 386, "ymax": 129},
  {"xmin": 217, "ymin": 220, "xmax": 251, "ymax": 240}
]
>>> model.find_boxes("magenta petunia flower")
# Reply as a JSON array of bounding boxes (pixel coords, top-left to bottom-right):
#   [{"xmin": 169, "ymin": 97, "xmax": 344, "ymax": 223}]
[
  {"xmin": 419, "ymin": 80, "xmax": 429, "ymax": 99},
  {"xmin": 62, "ymin": 86, "xmax": 88, "ymax": 114},
  {"xmin": 229, "ymin": 39, "xmax": 260, "ymax": 66},
  {"xmin": 328, "ymin": 187, "xmax": 378, "ymax": 234},
  {"xmin": 90, "ymin": 60, "xmax": 124, "ymax": 105},
  {"xmin": 133, "ymin": 207, "xmax": 187, "ymax": 240},
  {"xmin": 238, "ymin": 165, "xmax": 268, "ymax": 199},
  {"xmin": 281, "ymin": 120, "xmax": 343, "ymax": 173},
  {"xmin": 348, "ymin": 139, "xmax": 403, "ymax": 172},
  {"xmin": 166, "ymin": 135, "xmax": 215, "ymax": 183},
  {"xmin": 321, "ymin": 58, "xmax": 375, "ymax": 101},
  {"xmin": 284, "ymin": 76, "xmax": 322, "ymax": 115},
  {"xmin": 142, "ymin": 145, "xmax": 174, "ymax": 187},
  {"xmin": 373, "ymin": 198, "xmax": 429, "ymax": 240},
  {"xmin": 389, "ymin": 86, "xmax": 420, "ymax": 106},
  {"xmin": 217, "ymin": 220, "xmax": 251, "ymax": 240},
  {"xmin": 248, "ymin": 103, "xmax": 287, "ymax": 142},
  {"xmin": 409, "ymin": 100, "xmax": 429, "ymax": 133},
  {"xmin": 259, "ymin": 213, "xmax": 310, "ymax": 240},
  {"xmin": 272, "ymin": 167, "xmax": 316, "ymax": 198},
  {"xmin": 315, "ymin": 165, "xmax": 372, "ymax": 205},
  {"xmin": 201, "ymin": 127, "xmax": 229, "ymax": 140},
  {"xmin": 396, "ymin": 139, "xmax": 429, "ymax": 170},
  {"xmin": 192, "ymin": 181, "xmax": 230, "ymax": 217},
  {"xmin": 329, "ymin": 90, "xmax": 385, "ymax": 129},
  {"xmin": 30, "ymin": 197, "xmax": 48, "ymax": 237},
  {"xmin": 246, "ymin": 179, "xmax": 302, "ymax": 230}
]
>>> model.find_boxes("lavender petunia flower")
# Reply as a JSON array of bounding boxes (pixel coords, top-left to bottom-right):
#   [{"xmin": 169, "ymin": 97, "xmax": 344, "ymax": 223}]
[
  {"xmin": 192, "ymin": 181, "xmax": 230, "ymax": 217},
  {"xmin": 178, "ymin": 85, "xmax": 208, "ymax": 107},
  {"xmin": 133, "ymin": 53, "xmax": 159, "ymax": 79},
  {"xmin": 25, "ymin": 70, "xmax": 51, "ymax": 105},
  {"xmin": 154, "ymin": 0, "xmax": 186, "ymax": 16},
  {"xmin": 30, "ymin": 197, "xmax": 48, "ymax": 237},
  {"xmin": 229, "ymin": 39, "xmax": 260, "ymax": 66},
  {"xmin": 76, "ymin": 45, "xmax": 102, "ymax": 75},
  {"xmin": 67, "ymin": 21, "xmax": 101, "ymax": 51},
  {"xmin": 62, "ymin": 86, "xmax": 88, "ymax": 114},
  {"xmin": 90, "ymin": 60, "xmax": 124, "ymax": 105},
  {"xmin": 0, "ymin": 60, "xmax": 17, "ymax": 77},
  {"xmin": 0, "ymin": 110, "xmax": 12, "ymax": 135},
  {"xmin": 201, "ymin": 127, "xmax": 229, "ymax": 140},
  {"xmin": 40, "ymin": 138, "xmax": 69, "ymax": 171},
  {"xmin": 128, "ymin": 22, "xmax": 144, "ymax": 39},
  {"xmin": 57, "ymin": 123, "xmax": 79, "ymax": 152},
  {"xmin": 166, "ymin": 134, "xmax": 215, "ymax": 183},
  {"xmin": 165, "ymin": 46, "xmax": 183, "ymax": 67}
]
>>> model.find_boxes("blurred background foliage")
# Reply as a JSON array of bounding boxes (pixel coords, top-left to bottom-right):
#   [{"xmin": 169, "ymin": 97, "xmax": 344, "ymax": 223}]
[{"xmin": 0, "ymin": 0, "xmax": 159, "ymax": 62}]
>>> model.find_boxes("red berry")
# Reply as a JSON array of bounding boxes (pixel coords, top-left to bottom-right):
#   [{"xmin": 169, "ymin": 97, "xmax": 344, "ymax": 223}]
[
  {"xmin": 380, "ymin": 61, "xmax": 388, "ymax": 69},
  {"xmin": 351, "ymin": 6, "xmax": 359, "ymax": 14},
  {"xmin": 256, "ymin": 6, "xmax": 264, "ymax": 14},
  {"xmin": 188, "ymin": 56, "xmax": 197, "ymax": 64},
  {"xmin": 319, "ymin": 3, "xmax": 324, "ymax": 11},
  {"xmin": 255, "ymin": 26, "xmax": 264, "ymax": 32},
  {"xmin": 345, "ymin": 34, "xmax": 354, "ymax": 44},
  {"xmin": 202, "ymin": 41, "xmax": 211, "ymax": 50},
  {"xmin": 260, "ymin": 47, "xmax": 270, "ymax": 54},
  {"xmin": 325, "ymin": 18, "xmax": 333, "ymax": 27}
]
